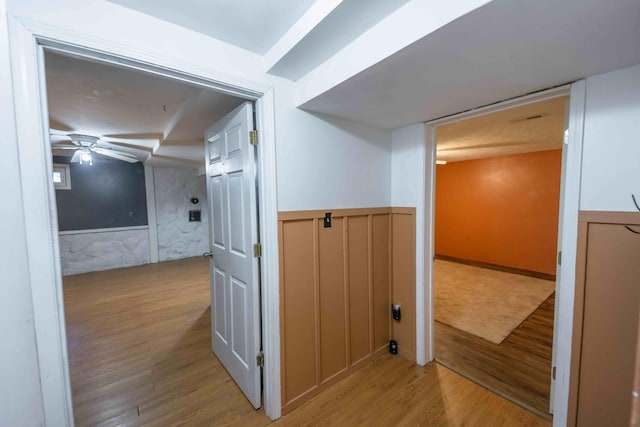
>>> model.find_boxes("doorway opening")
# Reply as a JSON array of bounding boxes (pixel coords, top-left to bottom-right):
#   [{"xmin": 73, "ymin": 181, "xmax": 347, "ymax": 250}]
[
  {"xmin": 44, "ymin": 50, "xmax": 266, "ymax": 424},
  {"xmin": 430, "ymin": 95, "xmax": 568, "ymax": 419}
]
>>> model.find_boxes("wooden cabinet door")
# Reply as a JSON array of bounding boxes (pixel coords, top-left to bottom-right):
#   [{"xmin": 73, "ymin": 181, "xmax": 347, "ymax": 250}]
[{"xmin": 573, "ymin": 215, "xmax": 640, "ymax": 426}]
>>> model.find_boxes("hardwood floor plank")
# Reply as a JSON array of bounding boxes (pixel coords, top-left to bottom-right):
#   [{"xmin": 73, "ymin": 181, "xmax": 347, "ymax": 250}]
[
  {"xmin": 65, "ymin": 257, "xmax": 550, "ymax": 426},
  {"xmin": 435, "ymin": 293, "xmax": 556, "ymax": 419}
]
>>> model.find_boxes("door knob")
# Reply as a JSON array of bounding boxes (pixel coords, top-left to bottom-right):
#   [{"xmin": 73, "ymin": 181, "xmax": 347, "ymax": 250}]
[{"xmin": 203, "ymin": 251, "xmax": 214, "ymax": 258}]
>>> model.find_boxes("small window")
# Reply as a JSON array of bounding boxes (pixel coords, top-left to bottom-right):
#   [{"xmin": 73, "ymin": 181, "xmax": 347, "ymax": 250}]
[{"xmin": 53, "ymin": 164, "xmax": 71, "ymax": 190}]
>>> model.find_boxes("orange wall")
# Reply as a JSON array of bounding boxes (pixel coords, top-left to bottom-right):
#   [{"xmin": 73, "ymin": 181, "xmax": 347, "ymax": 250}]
[{"xmin": 435, "ymin": 149, "xmax": 562, "ymax": 275}]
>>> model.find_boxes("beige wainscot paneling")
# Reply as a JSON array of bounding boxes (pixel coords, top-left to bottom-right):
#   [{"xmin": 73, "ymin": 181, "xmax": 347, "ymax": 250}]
[
  {"xmin": 372, "ymin": 214, "xmax": 391, "ymax": 352},
  {"xmin": 391, "ymin": 208, "xmax": 416, "ymax": 360},
  {"xmin": 318, "ymin": 217, "xmax": 347, "ymax": 382},
  {"xmin": 278, "ymin": 207, "xmax": 416, "ymax": 414},
  {"xmin": 279, "ymin": 219, "xmax": 317, "ymax": 404},
  {"xmin": 569, "ymin": 211, "xmax": 640, "ymax": 427},
  {"xmin": 348, "ymin": 216, "xmax": 372, "ymax": 364}
]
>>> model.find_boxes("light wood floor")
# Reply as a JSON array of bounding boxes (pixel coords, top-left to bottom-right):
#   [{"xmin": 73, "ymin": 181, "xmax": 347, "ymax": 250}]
[
  {"xmin": 435, "ymin": 291, "xmax": 555, "ymax": 419},
  {"xmin": 64, "ymin": 257, "xmax": 550, "ymax": 426}
]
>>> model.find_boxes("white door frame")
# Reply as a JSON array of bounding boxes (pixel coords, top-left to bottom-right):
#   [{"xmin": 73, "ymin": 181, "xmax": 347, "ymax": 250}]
[
  {"xmin": 419, "ymin": 82, "xmax": 586, "ymax": 426},
  {"xmin": 8, "ymin": 16, "xmax": 281, "ymax": 426}
]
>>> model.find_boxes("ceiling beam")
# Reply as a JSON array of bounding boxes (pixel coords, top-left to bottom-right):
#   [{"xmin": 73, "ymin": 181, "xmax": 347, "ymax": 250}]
[
  {"xmin": 264, "ymin": 0, "xmax": 343, "ymax": 77},
  {"xmin": 144, "ymin": 153, "xmax": 202, "ymax": 169},
  {"xmin": 295, "ymin": 0, "xmax": 489, "ymax": 106},
  {"xmin": 158, "ymin": 87, "xmax": 202, "ymax": 153}
]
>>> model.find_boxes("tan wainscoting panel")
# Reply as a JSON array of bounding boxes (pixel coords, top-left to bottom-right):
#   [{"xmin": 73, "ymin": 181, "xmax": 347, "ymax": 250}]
[
  {"xmin": 348, "ymin": 216, "xmax": 371, "ymax": 364},
  {"xmin": 569, "ymin": 211, "xmax": 640, "ymax": 427},
  {"xmin": 372, "ymin": 214, "xmax": 392, "ymax": 351},
  {"xmin": 278, "ymin": 207, "xmax": 416, "ymax": 414},
  {"xmin": 318, "ymin": 217, "xmax": 347, "ymax": 382},
  {"xmin": 279, "ymin": 219, "xmax": 317, "ymax": 402},
  {"xmin": 391, "ymin": 208, "xmax": 417, "ymax": 360}
]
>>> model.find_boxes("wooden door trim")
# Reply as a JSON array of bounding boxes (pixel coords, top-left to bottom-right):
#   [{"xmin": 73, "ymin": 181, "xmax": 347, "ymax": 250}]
[
  {"xmin": 578, "ymin": 210, "xmax": 640, "ymax": 224},
  {"xmin": 278, "ymin": 207, "xmax": 391, "ymax": 221}
]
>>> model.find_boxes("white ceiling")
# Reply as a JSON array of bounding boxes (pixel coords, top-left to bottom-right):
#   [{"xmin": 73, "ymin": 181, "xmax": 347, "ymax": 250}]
[
  {"xmin": 107, "ymin": 0, "xmax": 318, "ymax": 54},
  {"xmin": 46, "ymin": 52, "xmax": 244, "ymax": 167},
  {"xmin": 300, "ymin": 0, "xmax": 640, "ymax": 129},
  {"xmin": 437, "ymin": 97, "xmax": 567, "ymax": 163},
  {"xmin": 45, "ymin": 0, "xmax": 640, "ymax": 167}
]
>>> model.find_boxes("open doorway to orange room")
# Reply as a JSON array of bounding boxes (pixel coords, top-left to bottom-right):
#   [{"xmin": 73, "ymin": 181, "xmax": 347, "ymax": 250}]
[{"xmin": 432, "ymin": 96, "xmax": 567, "ymax": 420}]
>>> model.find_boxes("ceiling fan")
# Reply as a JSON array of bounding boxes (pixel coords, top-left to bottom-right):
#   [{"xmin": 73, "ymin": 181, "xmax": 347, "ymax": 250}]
[{"xmin": 50, "ymin": 130, "xmax": 141, "ymax": 164}]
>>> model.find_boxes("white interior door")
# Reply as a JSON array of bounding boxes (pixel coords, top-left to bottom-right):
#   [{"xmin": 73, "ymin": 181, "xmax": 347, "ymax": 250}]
[{"xmin": 204, "ymin": 101, "xmax": 261, "ymax": 409}]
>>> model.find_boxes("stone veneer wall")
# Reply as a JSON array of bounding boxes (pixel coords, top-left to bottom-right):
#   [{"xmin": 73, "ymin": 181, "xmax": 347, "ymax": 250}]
[
  {"xmin": 153, "ymin": 167, "xmax": 210, "ymax": 262},
  {"xmin": 58, "ymin": 228, "xmax": 150, "ymax": 276}
]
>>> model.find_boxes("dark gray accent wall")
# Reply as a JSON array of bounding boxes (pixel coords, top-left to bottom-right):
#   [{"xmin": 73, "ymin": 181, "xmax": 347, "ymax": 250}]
[{"xmin": 54, "ymin": 156, "xmax": 148, "ymax": 231}]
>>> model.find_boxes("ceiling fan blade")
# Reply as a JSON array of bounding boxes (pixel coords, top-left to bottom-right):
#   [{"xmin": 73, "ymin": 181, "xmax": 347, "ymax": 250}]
[
  {"xmin": 50, "ymin": 130, "xmax": 82, "ymax": 146},
  {"xmin": 51, "ymin": 135, "xmax": 73, "ymax": 145},
  {"xmin": 52, "ymin": 145, "xmax": 79, "ymax": 150},
  {"xmin": 48, "ymin": 118, "xmax": 74, "ymax": 132},
  {"xmin": 101, "ymin": 132, "xmax": 162, "ymax": 142},
  {"xmin": 92, "ymin": 147, "xmax": 139, "ymax": 163},
  {"xmin": 99, "ymin": 136, "xmax": 158, "ymax": 151},
  {"xmin": 70, "ymin": 150, "xmax": 83, "ymax": 163}
]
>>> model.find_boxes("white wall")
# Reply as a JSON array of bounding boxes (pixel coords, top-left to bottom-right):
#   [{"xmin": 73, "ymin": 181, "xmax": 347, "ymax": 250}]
[
  {"xmin": 7, "ymin": 0, "xmax": 267, "ymax": 83},
  {"xmin": 580, "ymin": 63, "xmax": 640, "ymax": 212},
  {"xmin": 390, "ymin": 123, "xmax": 430, "ymax": 364},
  {"xmin": 276, "ymin": 85, "xmax": 392, "ymax": 211},
  {"xmin": 391, "ymin": 124, "xmax": 426, "ymax": 206},
  {"xmin": 154, "ymin": 167, "xmax": 209, "ymax": 261},
  {"xmin": 58, "ymin": 228, "xmax": 150, "ymax": 275},
  {"xmin": 0, "ymin": 0, "xmax": 46, "ymax": 425}
]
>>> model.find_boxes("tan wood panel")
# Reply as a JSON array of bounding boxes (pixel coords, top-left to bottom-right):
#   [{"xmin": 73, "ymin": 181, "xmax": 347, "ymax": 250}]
[
  {"xmin": 318, "ymin": 217, "xmax": 348, "ymax": 382},
  {"xmin": 391, "ymin": 206, "xmax": 416, "ymax": 215},
  {"xmin": 632, "ymin": 313, "xmax": 640, "ymax": 427},
  {"xmin": 569, "ymin": 211, "xmax": 640, "ymax": 425},
  {"xmin": 576, "ymin": 222, "xmax": 640, "ymax": 427},
  {"xmin": 281, "ymin": 219, "xmax": 318, "ymax": 404},
  {"xmin": 348, "ymin": 215, "xmax": 372, "ymax": 364},
  {"xmin": 372, "ymin": 214, "xmax": 391, "ymax": 350},
  {"xmin": 279, "ymin": 207, "xmax": 416, "ymax": 412},
  {"xmin": 392, "ymin": 212, "xmax": 416, "ymax": 359}
]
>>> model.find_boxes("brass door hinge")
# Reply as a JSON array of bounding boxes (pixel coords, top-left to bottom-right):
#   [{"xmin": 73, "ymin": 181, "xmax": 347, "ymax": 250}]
[
  {"xmin": 256, "ymin": 351, "xmax": 264, "ymax": 367},
  {"xmin": 250, "ymin": 130, "xmax": 258, "ymax": 146},
  {"xmin": 253, "ymin": 243, "xmax": 262, "ymax": 258}
]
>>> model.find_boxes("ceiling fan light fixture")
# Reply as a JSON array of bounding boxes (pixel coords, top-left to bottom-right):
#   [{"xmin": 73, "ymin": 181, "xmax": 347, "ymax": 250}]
[
  {"xmin": 80, "ymin": 150, "xmax": 92, "ymax": 165},
  {"xmin": 69, "ymin": 134, "xmax": 99, "ymax": 145}
]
